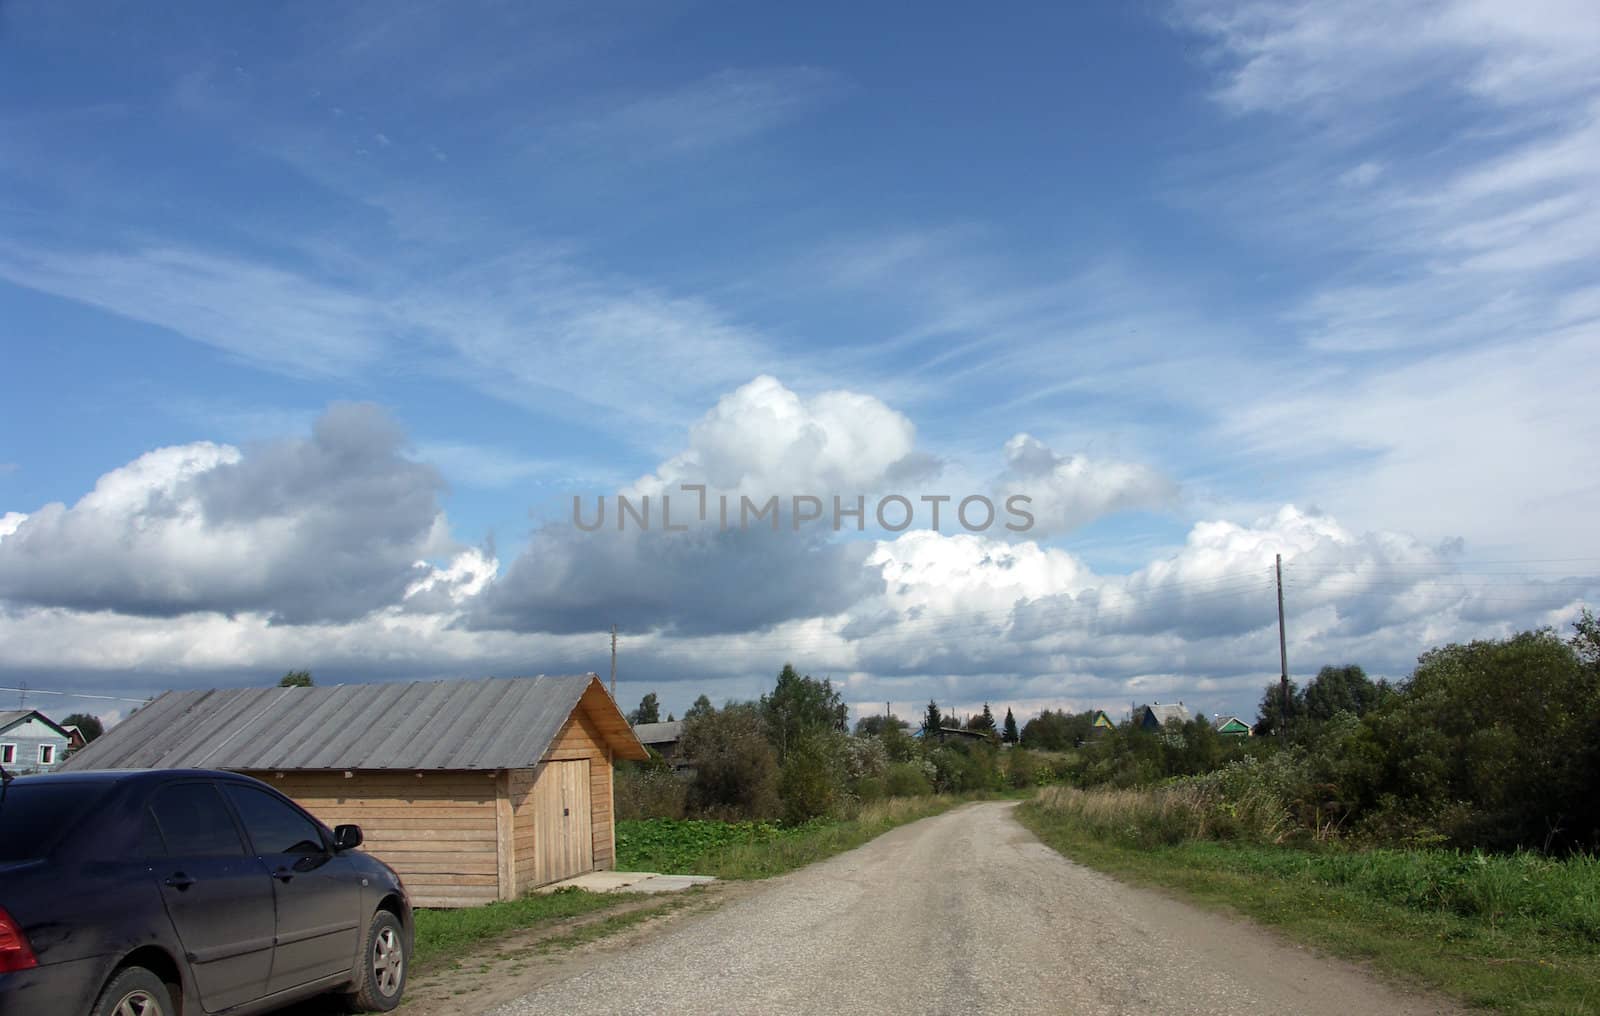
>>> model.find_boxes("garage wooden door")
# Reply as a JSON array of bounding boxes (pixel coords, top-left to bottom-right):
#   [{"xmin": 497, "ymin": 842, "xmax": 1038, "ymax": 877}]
[{"xmin": 532, "ymin": 759, "xmax": 593, "ymax": 885}]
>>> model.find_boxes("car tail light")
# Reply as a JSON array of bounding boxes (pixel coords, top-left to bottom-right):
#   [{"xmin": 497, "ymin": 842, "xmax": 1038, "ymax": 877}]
[{"xmin": 0, "ymin": 906, "xmax": 37, "ymax": 973}]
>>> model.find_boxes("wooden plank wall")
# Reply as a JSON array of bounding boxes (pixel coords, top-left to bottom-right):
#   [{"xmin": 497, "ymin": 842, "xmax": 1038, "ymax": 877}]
[
  {"xmin": 251, "ymin": 769, "xmax": 502, "ymax": 909},
  {"xmin": 510, "ymin": 706, "xmax": 616, "ymax": 894}
]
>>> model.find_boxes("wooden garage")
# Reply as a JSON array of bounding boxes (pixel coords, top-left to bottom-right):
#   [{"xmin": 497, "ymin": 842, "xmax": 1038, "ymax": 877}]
[{"xmin": 61, "ymin": 674, "xmax": 648, "ymax": 907}]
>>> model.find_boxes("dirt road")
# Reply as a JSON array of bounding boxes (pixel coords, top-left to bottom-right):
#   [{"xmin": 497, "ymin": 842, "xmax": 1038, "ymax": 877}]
[{"xmin": 486, "ymin": 801, "xmax": 1457, "ymax": 1015}]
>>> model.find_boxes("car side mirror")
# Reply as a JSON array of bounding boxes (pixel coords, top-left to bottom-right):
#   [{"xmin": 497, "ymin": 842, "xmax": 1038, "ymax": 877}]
[{"xmin": 332, "ymin": 824, "xmax": 363, "ymax": 851}]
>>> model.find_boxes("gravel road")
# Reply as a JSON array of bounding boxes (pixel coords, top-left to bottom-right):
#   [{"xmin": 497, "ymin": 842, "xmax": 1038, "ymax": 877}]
[{"xmin": 488, "ymin": 801, "xmax": 1458, "ymax": 1016}]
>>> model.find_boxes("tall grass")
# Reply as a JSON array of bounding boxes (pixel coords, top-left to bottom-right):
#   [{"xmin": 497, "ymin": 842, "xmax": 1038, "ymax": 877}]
[{"xmin": 1026, "ymin": 785, "xmax": 1600, "ymax": 940}]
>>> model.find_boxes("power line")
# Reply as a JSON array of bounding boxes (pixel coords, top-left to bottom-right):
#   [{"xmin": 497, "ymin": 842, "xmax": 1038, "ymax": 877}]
[{"xmin": 0, "ymin": 687, "xmax": 152, "ymax": 705}]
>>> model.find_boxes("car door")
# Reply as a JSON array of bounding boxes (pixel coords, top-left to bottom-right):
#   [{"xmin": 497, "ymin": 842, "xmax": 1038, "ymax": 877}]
[
  {"xmin": 221, "ymin": 781, "xmax": 364, "ymax": 993},
  {"xmin": 146, "ymin": 781, "xmax": 276, "ymax": 1013}
]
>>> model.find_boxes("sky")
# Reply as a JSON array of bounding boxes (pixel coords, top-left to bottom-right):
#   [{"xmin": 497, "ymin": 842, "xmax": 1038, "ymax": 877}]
[{"xmin": 2, "ymin": 0, "xmax": 1598, "ymax": 729}]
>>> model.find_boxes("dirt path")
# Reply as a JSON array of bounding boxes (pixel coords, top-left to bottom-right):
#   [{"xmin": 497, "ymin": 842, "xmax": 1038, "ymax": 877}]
[{"xmin": 478, "ymin": 801, "xmax": 1462, "ymax": 1016}]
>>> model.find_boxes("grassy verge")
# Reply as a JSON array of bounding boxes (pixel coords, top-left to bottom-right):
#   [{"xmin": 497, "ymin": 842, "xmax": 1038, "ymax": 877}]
[
  {"xmin": 617, "ymin": 794, "xmax": 959, "ymax": 879},
  {"xmin": 411, "ymin": 887, "xmax": 635, "ymax": 968},
  {"xmin": 1018, "ymin": 787, "xmax": 1600, "ymax": 1015}
]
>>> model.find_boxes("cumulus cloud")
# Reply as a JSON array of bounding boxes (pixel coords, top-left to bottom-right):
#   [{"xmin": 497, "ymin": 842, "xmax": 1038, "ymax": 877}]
[
  {"xmin": 0, "ymin": 404, "xmax": 451, "ymax": 623},
  {"xmin": 995, "ymin": 434, "xmax": 1176, "ymax": 535}
]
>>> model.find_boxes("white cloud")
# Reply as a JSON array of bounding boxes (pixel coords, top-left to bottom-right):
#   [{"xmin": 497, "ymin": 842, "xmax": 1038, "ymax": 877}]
[
  {"xmin": 996, "ymin": 433, "xmax": 1176, "ymax": 535},
  {"xmin": 0, "ymin": 404, "xmax": 452, "ymax": 622}
]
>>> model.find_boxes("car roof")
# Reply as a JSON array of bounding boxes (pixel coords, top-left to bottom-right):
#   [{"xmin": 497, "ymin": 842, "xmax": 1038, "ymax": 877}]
[{"xmin": 6, "ymin": 768, "xmax": 251, "ymax": 787}]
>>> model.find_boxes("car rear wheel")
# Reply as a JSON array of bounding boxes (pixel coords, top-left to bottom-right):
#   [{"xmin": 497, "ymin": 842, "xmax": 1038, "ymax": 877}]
[
  {"xmin": 344, "ymin": 909, "xmax": 406, "ymax": 1012},
  {"xmin": 92, "ymin": 966, "xmax": 174, "ymax": 1016}
]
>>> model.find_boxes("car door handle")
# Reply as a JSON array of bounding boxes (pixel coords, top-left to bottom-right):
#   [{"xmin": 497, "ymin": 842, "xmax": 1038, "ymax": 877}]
[
  {"xmin": 164, "ymin": 873, "xmax": 195, "ymax": 891},
  {"xmin": 272, "ymin": 868, "xmax": 294, "ymax": 883}
]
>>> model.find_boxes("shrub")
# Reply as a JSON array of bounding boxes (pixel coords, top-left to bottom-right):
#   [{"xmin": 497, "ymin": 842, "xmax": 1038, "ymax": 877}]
[
  {"xmin": 613, "ymin": 765, "xmax": 688, "ymax": 820},
  {"xmin": 778, "ymin": 732, "xmax": 849, "ymax": 824},
  {"xmin": 681, "ymin": 703, "xmax": 781, "ymax": 819},
  {"xmin": 885, "ymin": 761, "xmax": 933, "ymax": 797}
]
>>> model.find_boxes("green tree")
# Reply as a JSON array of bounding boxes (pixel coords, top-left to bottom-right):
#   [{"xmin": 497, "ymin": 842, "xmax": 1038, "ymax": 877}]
[
  {"xmin": 1303, "ymin": 664, "xmax": 1380, "ymax": 722},
  {"xmin": 1570, "ymin": 608, "xmax": 1600, "ymax": 669},
  {"xmin": 61, "ymin": 713, "xmax": 104, "ymax": 742},
  {"xmin": 854, "ymin": 713, "xmax": 908, "ymax": 736},
  {"xmin": 684, "ymin": 694, "xmax": 716, "ymax": 720},
  {"xmin": 630, "ymin": 693, "xmax": 660, "ymax": 725},
  {"xmin": 1002, "ymin": 707, "xmax": 1019, "ymax": 744},
  {"xmin": 279, "ymin": 671, "xmax": 313, "ymax": 688},
  {"xmin": 1253, "ymin": 678, "xmax": 1304, "ymax": 737},
  {"xmin": 922, "ymin": 700, "xmax": 944, "ymax": 734},
  {"xmin": 967, "ymin": 703, "xmax": 997, "ymax": 734},
  {"xmin": 680, "ymin": 703, "xmax": 780, "ymax": 819},
  {"xmin": 760, "ymin": 664, "xmax": 846, "ymax": 762}
]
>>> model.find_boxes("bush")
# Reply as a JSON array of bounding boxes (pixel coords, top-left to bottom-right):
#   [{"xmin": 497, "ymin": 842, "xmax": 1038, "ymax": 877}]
[
  {"xmin": 778, "ymin": 732, "xmax": 849, "ymax": 824},
  {"xmin": 681, "ymin": 703, "xmax": 781, "ymax": 820},
  {"xmin": 613, "ymin": 765, "xmax": 687, "ymax": 820},
  {"xmin": 885, "ymin": 761, "xmax": 933, "ymax": 797}
]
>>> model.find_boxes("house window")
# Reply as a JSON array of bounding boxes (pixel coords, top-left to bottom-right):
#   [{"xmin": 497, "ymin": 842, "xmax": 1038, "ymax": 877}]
[
  {"xmin": 38, "ymin": 744, "xmax": 55, "ymax": 766},
  {"xmin": 0, "ymin": 744, "xmax": 13, "ymax": 765}
]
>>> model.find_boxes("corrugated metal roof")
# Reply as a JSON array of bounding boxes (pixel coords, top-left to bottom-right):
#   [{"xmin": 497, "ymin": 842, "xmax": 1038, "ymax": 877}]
[
  {"xmin": 631, "ymin": 721, "xmax": 684, "ymax": 744},
  {"xmin": 61, "ymin": 675, "xmax": 618, "ymax": 772}
]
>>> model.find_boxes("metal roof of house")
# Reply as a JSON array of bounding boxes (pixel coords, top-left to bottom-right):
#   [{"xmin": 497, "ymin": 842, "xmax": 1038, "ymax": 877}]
[
  {"xmin": 1140, "ymin": 702, "xmax": 1192, "ymax": 725},
  {"xmin": 631, "ymin": 721, "xmax": 684, "ymax": 744},
  {"xmin": 0, "ymin": 709, "xmax": 70, "ymax": 737},
  {"xmin": 61, "ymin": 674, "xmax": 648, "ymax": 772}
]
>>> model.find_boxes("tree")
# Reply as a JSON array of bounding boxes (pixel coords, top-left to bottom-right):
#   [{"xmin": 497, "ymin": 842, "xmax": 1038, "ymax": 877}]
[
  {"xmin": 684, "ymin": 694, "xmax": 716, "ymax": 720},
  {"xmin": 680, "ymin": 703, "xmax": 780, "ymax": 819},
  {"xmin": 1002, "ymin": 708, "xmax": 1019, "ymax": 744},
  {"xmin": 279, "ymin": 671, "xmax": 313, "ymax": 688},
  {"xmin": 760, "ymin": 664, "xmax": 846, "ymax": 762},
  {"xmin": 1253, "ymin": 677, "xmax": 1303, "ymax": 737},
  {"xmin": 1303, "ymin": 664, "xmax": 1380, "ymax": 722},
  {"xmin": 967, "ymin": 703, "xmax": 997, "ymax": 734},
  {"xmin": 630, "ymin": 693, "xmax": 660, "ymax": 726},
  {"xmin": 1571, "ymin": 608, "xmax": 1600, "ymax": 670},
  {"xmin": 666, "ymin": 713, "xmax": 675, "ymax": 722},
  {"xmin": 854, "ymin": 713, "xmax": 908, "ymax": 736},
  {"xmin": 922, "ymin": 700, "xmax": 944, "ymax": 734},
  {"xmin": 61, "ymin": 713, "xmax": 104, "ymax": 742}
]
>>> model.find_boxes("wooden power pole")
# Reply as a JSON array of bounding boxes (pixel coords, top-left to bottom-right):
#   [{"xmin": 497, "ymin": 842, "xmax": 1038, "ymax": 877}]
[
  {"xmin": 610, "ymin": 624, "xmax": 618, "ymax": 701},
  {"xmin": 1276, "ymin": 554, "xmax": 1289, "ymax": 742}
]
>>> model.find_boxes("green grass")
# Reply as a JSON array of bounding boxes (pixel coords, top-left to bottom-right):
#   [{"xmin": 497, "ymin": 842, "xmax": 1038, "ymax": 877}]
[
  {"xmin": 617, "ymin": 795, "xmax": 959, "ymax": 879},
  {"xmin": 1018, "ymin": 792, "xmax": 1600, "ymax": 1015},
  {"xmin": 411, "ymin": 887, "xmax": 634, "ymax": 968}
]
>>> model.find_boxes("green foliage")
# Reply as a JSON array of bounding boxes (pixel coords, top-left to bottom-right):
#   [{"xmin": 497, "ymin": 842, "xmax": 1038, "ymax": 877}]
[
  {"xmin": 922, "ymin": 700, "xmax": 943, "ymax": 734},
  {"xmin": 278, "ymin": 670, "xmax": 313, "ymax": 688},
  {"xmin": 1020, "ymin": 708, "xmax": 1097, "ymax": 750},
  {"xmin": 854, "ymin": 712, "xmax": 908, "ymax": 736},
  {"xmin": 1018, "ymin": 797, "xmax": 1600, "ymax": 1016},
  {"xmin": 967, "ymin": 702, "xmax": 997, "ymax": 733},
  {"xmin": 613, "ymin": 763, "xmax": 688, "ymax": 820},
  {"xmin": 777, "ymin": 731, "xmax": 849, "ymax": 824},
  {"xmin": 684, "ymin": 694, "xmax": 716, "ymax": 720},
  {"xmin": 761, "ymin": 664, "xmax": 846, "ymax": 762},
  {"xmin": 615, "ymin": 817, "xmax": 793, "ymax": 872},
  {"xmin": 1253, "ymin": 677, "xmax": 1302, "ymax": 737},
  {"xmin": 629, "ymin": 692, "xmax": 660, "ymax": 725},
  {"xmin": 885, "ymin": 760, "xmax": 935, "ymax": 797},
  {"xmin": 680, "ymin": 703, "xmax": 780, "ymax": 819},
  {"xmin": 1303, "ymin": 664, "xmax": 1382, "ymax": 722},
  {"xmin": 60, "ymin": 712, "xmax": 103, "ymax": 742},
  {"xmin": 1002, "ymin": 707, "xmax": 1019, "ymax": 744}
]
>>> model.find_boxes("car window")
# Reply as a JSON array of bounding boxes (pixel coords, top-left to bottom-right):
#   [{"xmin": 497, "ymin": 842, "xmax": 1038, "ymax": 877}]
[
  {"xmin": 148, "ymin": 783, "xmax": 247, "ymax": 857},
  {"xmin": 0, "ymin": 782, "xmax": 111, "ymax": 862},
  {"xmin": 139, "ymin": 808, "xmax": 167, "ymax": 858},
  {"xmin": 223, "ymin": 784, "xmax": 325, "ymax": 855}
]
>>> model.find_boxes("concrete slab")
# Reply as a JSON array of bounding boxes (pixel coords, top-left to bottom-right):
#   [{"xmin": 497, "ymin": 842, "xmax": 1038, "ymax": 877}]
[{"xmin": 536, "ymin": 871, "xmax": 717, "ymax": 895}]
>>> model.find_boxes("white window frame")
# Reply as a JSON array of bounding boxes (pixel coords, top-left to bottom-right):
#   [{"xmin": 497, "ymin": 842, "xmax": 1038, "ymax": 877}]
[
  {"xmin": 0, "ymin": 744, "xmax": 14, "ymax": 765},
  {"xmin": 38, "ymin": 744, "xmax": 55, "ymax": 766}
]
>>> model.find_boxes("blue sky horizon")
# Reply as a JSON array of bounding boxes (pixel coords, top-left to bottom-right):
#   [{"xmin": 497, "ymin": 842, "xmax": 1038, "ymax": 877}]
[{"xmin": 3, "ymin": 0, "xmax": 1598, "ymax": 727}]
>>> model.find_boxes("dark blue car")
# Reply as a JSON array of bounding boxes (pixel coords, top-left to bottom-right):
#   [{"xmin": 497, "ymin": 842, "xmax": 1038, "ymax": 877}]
[{"xmin": 0, "ymin": 768, "xmax": 410, "ymax": 1016}]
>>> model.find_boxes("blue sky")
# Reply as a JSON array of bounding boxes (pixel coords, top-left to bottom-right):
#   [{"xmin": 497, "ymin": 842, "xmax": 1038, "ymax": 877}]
[{"xmin": 3, "ymin": 0, "xmax": 1598, "ymax": 726}]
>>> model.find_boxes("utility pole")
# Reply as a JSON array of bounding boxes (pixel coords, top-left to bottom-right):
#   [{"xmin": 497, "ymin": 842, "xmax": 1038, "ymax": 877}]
[
  {"xmin": 1276, "ymin": 554, "xmax": 1289, "ymax": 743},
  {"xmin": 609, "ymin": 624, "xmax": 618, "ymax": 701}
]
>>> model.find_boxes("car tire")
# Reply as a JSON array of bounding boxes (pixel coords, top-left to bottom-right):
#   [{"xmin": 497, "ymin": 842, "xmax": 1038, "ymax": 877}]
[
  {"xmin": 344, "ymin": 909, "xmax": 407, "ymax": 1012},
  {"xmin": 91, "ymin": 966, "xmax": 175, "ymax": 1016}
]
